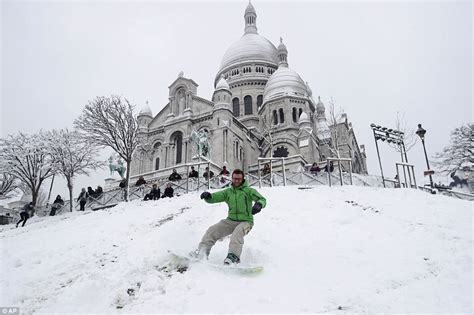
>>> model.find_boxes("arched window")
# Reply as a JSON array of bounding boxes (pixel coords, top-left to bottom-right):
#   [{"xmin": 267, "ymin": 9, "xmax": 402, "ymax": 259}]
[
  {"xmin": 279, "ymin": 108, "xmax": 284, "ymax": 123},
  {"xmin": 273, "ymin": 146, "xmax": 289, "ymax": 158},
  {"xmin": 232, "ymin": 98, "xmax": 240, "ymax": 117},
  {"xmin": 257, "ymin": 95, "xmax": 263, "ymax": 109},
  {"xmin": 272, "ymin": 110, "xmax": 278, "ymax": 125},
  {"xmin": 244, "ymin": 95, "xmax": 253, "ymax": 115},
  {"xmin": 170, "ymin": 131, "xmax": 183, "ymax": 164},
  {"xmin": 292, "ymin": 107, "xmax": 297, "ymax": 123},
  {"xmin": 153, "ymin": 142, "xmax": 162, "ymax": 150},
  {"xmin": 299, "ymin": 108, "xmax": 303, "ymax": 119},
  {"xmin": 155, "ymin": 157, "xmax": 160, "ymax": 170}
]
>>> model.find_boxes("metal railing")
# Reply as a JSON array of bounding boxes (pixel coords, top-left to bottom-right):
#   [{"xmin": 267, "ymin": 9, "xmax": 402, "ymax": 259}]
[{"xmin": 31, "ymin": 157, "xmax": 472, "ymax": 218}]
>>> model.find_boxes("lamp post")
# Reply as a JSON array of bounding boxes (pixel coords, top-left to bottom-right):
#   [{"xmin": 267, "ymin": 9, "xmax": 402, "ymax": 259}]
[{"xmin": 415, "ymin": 123, "xmax": 435, "ymax": 192}]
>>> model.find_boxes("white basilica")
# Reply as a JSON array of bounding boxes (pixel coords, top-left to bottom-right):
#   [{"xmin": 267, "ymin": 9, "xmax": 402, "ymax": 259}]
[{"xmin": 131, "ymin": 2, "xmax": 367, "ymax": 178}]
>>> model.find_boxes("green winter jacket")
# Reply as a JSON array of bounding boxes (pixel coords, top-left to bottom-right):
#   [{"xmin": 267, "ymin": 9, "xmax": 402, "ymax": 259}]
[{"xmin": 205, "ymin": 180, "xmax": 266, "ymax": 224}]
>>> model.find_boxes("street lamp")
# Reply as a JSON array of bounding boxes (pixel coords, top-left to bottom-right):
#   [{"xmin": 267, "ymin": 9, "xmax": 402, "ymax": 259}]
[{"xmin": 415, "ymin": 123, "xmax": 435, "ymax": 193}]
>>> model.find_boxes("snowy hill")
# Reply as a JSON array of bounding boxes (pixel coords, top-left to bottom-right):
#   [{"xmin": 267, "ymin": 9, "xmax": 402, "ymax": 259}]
[{"xmin": 1, "ymin": 185, "xmax": 472, "ymax": 314}]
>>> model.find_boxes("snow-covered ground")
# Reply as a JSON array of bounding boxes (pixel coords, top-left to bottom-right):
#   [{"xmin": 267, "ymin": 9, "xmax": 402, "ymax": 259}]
[{"xmin": 1, "ymin": 185, "xmax": 472, "ymax": 314}]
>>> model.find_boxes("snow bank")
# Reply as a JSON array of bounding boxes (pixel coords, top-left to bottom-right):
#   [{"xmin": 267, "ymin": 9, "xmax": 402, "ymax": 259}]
[{"xmin": 1, "ymin": 185, "xmax": 472, "ymax": 313}]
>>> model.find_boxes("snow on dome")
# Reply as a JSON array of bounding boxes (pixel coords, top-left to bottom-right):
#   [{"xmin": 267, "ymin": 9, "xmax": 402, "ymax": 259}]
[
  {"xmin": 263, "ymin": 67, "xmax": 308, "ymax": 103},
  {"xmin": 215, "ymin": 75, "xmax": 230, "ymax": 91},
  {"xmin": 219, "ymin": 33, "xmax": 278, "ymax": 72},
  {"xmin": 306, "ymin": 82, "xmax": 313, "ymax": 97},
  {"xmin": 138, "ymin": 105, "xmax": 153, "ymax": 117}
]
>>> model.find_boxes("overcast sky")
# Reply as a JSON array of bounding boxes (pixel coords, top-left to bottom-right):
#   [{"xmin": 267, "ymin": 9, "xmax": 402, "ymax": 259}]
[{"xmin": 1, "ymin": 0, "xmax": 472, "ymax": 200}]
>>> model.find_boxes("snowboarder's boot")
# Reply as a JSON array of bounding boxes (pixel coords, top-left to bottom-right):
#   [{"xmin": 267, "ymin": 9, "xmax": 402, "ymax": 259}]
[
  {"xmin": 189, "ymin": 246, "xmax": 210, "ymax": 260},
  {"xmin": 223, "ymin": 253, "xmax": 240, "ymax": 265}
]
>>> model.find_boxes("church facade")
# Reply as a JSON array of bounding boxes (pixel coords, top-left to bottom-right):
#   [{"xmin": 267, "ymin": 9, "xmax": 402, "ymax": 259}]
[{"xmin": 131, "ymin": 2, "xmax": 367, "ymax": 178}]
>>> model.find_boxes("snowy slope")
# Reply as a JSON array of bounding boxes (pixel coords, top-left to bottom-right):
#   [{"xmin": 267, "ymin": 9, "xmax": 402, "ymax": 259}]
[{"xmin": 1, "ymin": 186, "xmax": 472, "ymax": 314}]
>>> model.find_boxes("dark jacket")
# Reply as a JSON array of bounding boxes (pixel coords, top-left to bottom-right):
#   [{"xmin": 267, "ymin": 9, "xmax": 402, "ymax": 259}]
[
  {"xmin": 325, "ymin": 162, "xmax": 334, "ymax": 173},
  {"xmin": 188, "ymin": 170, "xmax": 199, "ymax": 178},
  {"xmin": 119, "ymin": 180, "xmax": 127, "ymax": 188},
  {"xmin": 87, "ymin": 187, "xmax": 95, "ymax": 196},
  {"xmin": 135, "ymin": 178, "xmax": 147, "ymax": 186},
  {"xmin": 162, "ymin": 187, "xmax": 174, "ymax": 198},
  {"xmin": 205, "ymin": 180, "xmax": 267, "ymax": 224},
  {"xmin": 169, "ymin": 172, "xmax": 182, "ymax": 182},
  {"xmin": 219, "ymin": 169, "xmax": 230, "ymax": 176},
  {"xmin": 203, "ymin": 171, "xmax": 214, "ymax": 179},
  {"xmin": 21, "ymin": 203, "xmax": 34, "ymax": 214},
  {"xmin": 150, "ymin": 187, "xmax": 161, "ymax": 198},
  {"xmin": 95, "ymin": 186, "xmax": 103, "ymax": 196},
  {"xmin": 52, "ymin": 197, "xmax": 64, "ymax": 207}
]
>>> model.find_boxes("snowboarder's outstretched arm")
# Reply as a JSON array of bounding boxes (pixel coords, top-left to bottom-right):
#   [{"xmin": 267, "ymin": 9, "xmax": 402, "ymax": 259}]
[{"xmin": 202, "ymin": 190, "xmax": 227, "ymax": 204}]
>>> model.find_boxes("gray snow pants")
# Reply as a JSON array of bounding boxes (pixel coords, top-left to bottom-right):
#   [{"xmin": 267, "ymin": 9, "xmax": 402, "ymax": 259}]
[{"xmin": 198, "ymin": 219, "xmax": 253, "ymax": 258}]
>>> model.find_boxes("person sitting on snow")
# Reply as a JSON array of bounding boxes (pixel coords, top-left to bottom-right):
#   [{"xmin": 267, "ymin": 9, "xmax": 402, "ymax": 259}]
[{"xmin": 162, "ymin": 183, "xmax": 174, "ymax": 198}]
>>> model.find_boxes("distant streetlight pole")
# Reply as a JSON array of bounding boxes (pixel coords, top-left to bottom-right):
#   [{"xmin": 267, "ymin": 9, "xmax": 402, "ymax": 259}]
[{"xmin": 415, "ymin": 123, "xmax": 435, "ymax": 193}]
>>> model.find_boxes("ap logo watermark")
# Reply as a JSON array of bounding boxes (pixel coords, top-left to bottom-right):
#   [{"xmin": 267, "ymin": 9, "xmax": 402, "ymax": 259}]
[{"xmin": 0, "ymin": 308, "xmax": 19, "ymax": 314}]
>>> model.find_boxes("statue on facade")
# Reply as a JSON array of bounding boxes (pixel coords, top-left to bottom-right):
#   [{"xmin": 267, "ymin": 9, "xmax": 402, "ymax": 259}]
[
  {"xmin": 108, "ymin": 154, "xmax": 126, "ymax": 179},
  {"xmin": 191, "ymin": 129, "xmax": 211, "ymax": 159}
]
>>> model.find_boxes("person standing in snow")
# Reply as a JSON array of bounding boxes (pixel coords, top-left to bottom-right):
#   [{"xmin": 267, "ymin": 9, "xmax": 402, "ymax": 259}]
[
  {"xmin": 77, "ymin": 188, "xmax": 88, "ymax": 211},
  {"xmin": 16, "ymin": 202, "xmax": 34, "ymax": 227},
  {"xmin": 195, "ymin": 169, "xmax": 267, "ymax": 265}
]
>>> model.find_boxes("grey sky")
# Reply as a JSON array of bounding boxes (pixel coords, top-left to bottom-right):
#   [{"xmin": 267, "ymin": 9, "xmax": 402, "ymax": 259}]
[{"xmin": 1, "ymin": 0, "xmax": 472, "ymax": 198}]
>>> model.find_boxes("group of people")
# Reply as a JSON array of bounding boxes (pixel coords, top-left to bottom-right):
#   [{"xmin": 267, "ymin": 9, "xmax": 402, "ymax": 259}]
[
  {"xmin": 76, "ymin": 186, "xmax": 104, "ymax": 211},
  {"xmin": 169, "ymin": 166, "xmax": 231, "ymax": 182},
  {"xmin": 309, "ymin": 161, "xmax": 334, "ymax": 174},
  {"xmin": 143, "ymin": 183, "xmax": 175, "ymax": 201}
]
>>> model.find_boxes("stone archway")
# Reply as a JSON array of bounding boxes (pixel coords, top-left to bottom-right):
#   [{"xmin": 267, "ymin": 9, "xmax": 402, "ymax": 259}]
[{"xmin": 170, "ymin": 131, "xmax": 183, "ymax": 164}]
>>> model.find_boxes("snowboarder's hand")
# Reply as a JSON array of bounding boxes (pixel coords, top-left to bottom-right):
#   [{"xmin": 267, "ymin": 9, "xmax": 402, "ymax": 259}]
[
  {"xmin": 200, "ymin": 191, "xmax": 212, "ymax": 200},
  {"xmin": 251, "ymin": 202, "xmax": 262, "ymax": 215}
]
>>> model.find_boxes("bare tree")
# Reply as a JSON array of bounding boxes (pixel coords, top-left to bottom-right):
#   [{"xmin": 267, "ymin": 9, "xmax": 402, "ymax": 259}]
[
  {"xmin": 47, "ymin": 129, "xmax": 105, "ymax": 212},
  {"xmin": 74, "ymin": 95, "xmax": 140, "ymax": 201},
  {"xmin": 259, "ymin": 115, "xmax": 276, "ymax": 157},
  {"xmin": 327, "ymin": 98, "xmax": 343, "ymax": 159},
  {"xmin": 0, "ymin": 172, "xmax": 22, "ymax": 199},
  {"xmin": 387, "ymin": 111, "xmax": 418, "ymax": 162},
  {"xmin": 0, "ymin": 132, "xmax": 55, "ymax": 206},
  {"xmin": 433, "ymin": 123, "xmax": 473, "ymax": 175}
]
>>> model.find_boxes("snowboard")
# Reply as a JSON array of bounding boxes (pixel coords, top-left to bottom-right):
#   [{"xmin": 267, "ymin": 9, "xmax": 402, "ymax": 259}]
[{"xmin": 167, "ymin": 252, "xmax": 264, "ymax": 275}]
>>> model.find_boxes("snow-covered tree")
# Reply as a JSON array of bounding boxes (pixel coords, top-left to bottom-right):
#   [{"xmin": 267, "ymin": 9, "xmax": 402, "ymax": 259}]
[
  {"xmin": 0, "ymin": 132, "xmax": 55, "ymax": 206},
  {"xmin": 74, "ymin": 95, "xmax": 140, "ymax": 201},
  {"xmin": 433, "ymin": 123, "xmax": 473, "ymax": 175},
  {"xmin": 0, "ymin": 172, "xmax": 22, "ymax": 199},
  {"xmin": 47, "ymin": 129, "xmax": 105, "ymax": 212}
]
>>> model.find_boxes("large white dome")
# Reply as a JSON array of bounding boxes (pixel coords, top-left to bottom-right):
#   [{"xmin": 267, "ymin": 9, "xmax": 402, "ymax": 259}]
[
  {"xmin": 219, "ymin": 33, "xmax": 278, "ymax": 72},
  {"xmin": 263, "ymin": 67, "xmax": 308, "ymax": 103}
]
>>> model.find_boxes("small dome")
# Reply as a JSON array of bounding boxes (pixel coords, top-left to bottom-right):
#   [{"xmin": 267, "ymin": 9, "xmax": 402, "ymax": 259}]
[
  {"xmin": 215, "ymin": 75, "xmax": 230, "ymax": 91},
  {"xmin": 263, "ymin": 67, "xmax": 308, "ymax": 103},
  {"xmin": 277, "ymin": 37, "xmax": 288, "ymax": 54},
  {"xmin": 245, "ymin": 2, "xmax": 256, "ymax": 15},
  {"xmin": 316, "ymin": 96, "xmax": 325, "ymax": 113},
  {"xmin": 138, "ymin": 104, "xmax": 153, "ymax": 117},
  {"xmin": 219, "ymin": 33, "xmax": 278, "ymax": 72},
  {"xmin": 299, "ymin": 112, "xmax": 309, "ymax": 123}
]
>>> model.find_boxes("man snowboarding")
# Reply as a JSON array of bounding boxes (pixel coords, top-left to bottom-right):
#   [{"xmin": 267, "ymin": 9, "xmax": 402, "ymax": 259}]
[{"xmin": 195, "ymin": 169, "xmax": 266, "ymax": 265}]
